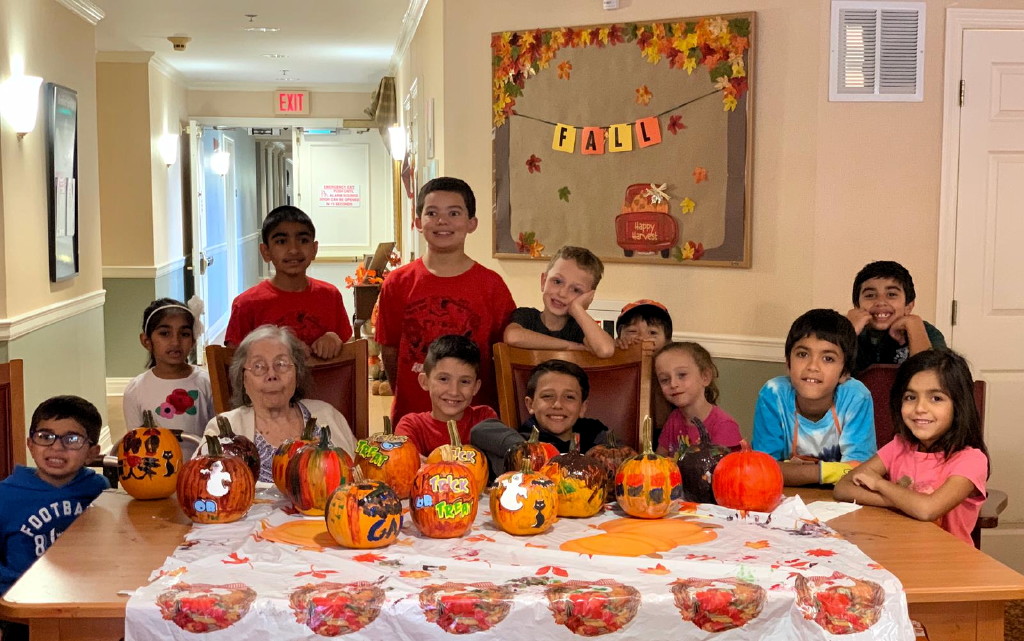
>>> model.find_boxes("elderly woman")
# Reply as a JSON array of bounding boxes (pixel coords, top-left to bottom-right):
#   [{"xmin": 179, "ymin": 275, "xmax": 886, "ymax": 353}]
[{"xmin": 202, "ymin": 325, "xmax": 356, "ymax": 482}]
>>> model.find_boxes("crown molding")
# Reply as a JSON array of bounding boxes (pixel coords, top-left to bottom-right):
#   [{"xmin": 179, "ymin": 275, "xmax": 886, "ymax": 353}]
[
  {"xmin": 102, "ymin": 257, "xmax": 187, "ymax": 280},
  {"xmin": 55, "ymin": 0, "xmax": 104, "ymax": 25},
  {"xmin": 389, "ymin": 0, "xmax": 429, "ymax": 76},
  {"xmin": 96, "ymin": 51, "xmax": 153, "ymax": 64},
  {"xmin": 0, "ymin": 290, "xmax": 106, "ymax": 342},
  {"xmin": 186, "ymin": 81, "xmax": 374, "ymax": 93},
  {"xmin": 149, "ymin": 56, "xmax": 188, "ymax": 86}
]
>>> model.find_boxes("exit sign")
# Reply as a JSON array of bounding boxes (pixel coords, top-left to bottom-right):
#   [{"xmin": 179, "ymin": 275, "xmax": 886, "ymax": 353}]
[{"xmin": 274, "ymin": 90, "xmax": 310, "ymax": 115}]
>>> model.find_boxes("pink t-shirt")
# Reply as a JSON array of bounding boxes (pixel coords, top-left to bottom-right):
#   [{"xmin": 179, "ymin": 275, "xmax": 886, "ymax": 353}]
[
  {"xmin": 878, "ymin": 436, "xmax": 988, "ymax": 546},
  {"xmin": 657, "ymin": 405, "xmax": 742, "ymax": 455},
  {"xmin": 394, "ymin": 405, "xmax": 498, "ymax": 457}
]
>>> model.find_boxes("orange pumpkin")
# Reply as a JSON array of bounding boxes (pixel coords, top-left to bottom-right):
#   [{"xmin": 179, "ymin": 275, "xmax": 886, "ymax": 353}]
[
  {"xmin": 272, "ymin": 416, "xmax": 318, "ymax": 493},
  {"xmin": 505, "ymin": 426, "xmax": 560, "ymax": 473},
  {"xmin": 410, "ymin": 457, "xmax": 478, "ymax": 539},
  {"xmin": 355, "ymin": 416, "xmax": 419, "ymax": 499},
  {"xmin": 177, "ymin": 435, "xmax": 255, "ymax": 524},
  {"xmin": 711, "ymin": 440, "xmax": 783, "ymax": 513},
  {"xmin": 489, "ymin": 462, "xmax": 558, "ymax": 535},
  {"xmin": 325, "ymin": 473, "xmax": 403, "ymax": 548},
  {"xmin": 211, "ymin": 415, "xmax": 260, "ymax": 481},
  {"xmin": 283, "ymin": 425, "xmax": 354, "ymax": 516},
  {"xmin": 117, "ymin": 410, "xmax": 183, "ymax": 500},
  {"xmin": 541, "ymin": 434, "xmax": 606, "ymax": 518},
  {"xmin": 586, "ymin": 433, "xmax": 637, "ymax": 497},
  {"xmin": 425, "ymin": 420, "xmax": 488, "ymax": 495},
  {"xmin": 615, "ymin": 416, "xmax": 683, "ymax": 519}
]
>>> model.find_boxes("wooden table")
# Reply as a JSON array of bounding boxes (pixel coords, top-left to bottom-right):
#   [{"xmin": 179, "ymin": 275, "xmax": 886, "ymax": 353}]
[{"xmin": 1, "ymin": 488, "xmax": 1022, "ymax": 641}]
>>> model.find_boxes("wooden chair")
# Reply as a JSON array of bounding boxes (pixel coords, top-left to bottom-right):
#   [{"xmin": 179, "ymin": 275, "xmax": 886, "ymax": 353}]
[
  {"xmin": 856, "ymin": 363, "xmax": 1007, "ymax": 548},
  {"xmin": 0, "ymin": 359, "xmax": 26, "ymax": 481},
  {"xmin": 206, "ymin": 340, "xmax": 369, "ymax": 440},
  {"xmin": 493, "ymin": 343, "xmax": 652, "ymax": 451}
]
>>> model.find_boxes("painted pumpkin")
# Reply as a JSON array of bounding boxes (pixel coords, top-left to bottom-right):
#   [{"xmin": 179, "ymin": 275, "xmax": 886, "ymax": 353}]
[
  {"xmin": 117, "ymin": 410, "xmax": 183, "ymax": 500},
  {"xmin": 615, "ymin": 416, "xmax": 683, "ymax": 519},
  {"xmin": 425, "ymin": 420, "xmax": 488, "ymax": 495},
  {"xmin": 541, "ymin": 434, "xmax": 606, "ymax": 518},
  {"xmin": 489, "ymin": 462, "xmax": 558, "ymax": 535},
  {"xmin": 586, "ymin": 433, "xmax": 637, "ymax": 498},
  {"xmin": 210, "ymin": 415, "xmax": 260, "ymax": 481},
  {"xmin": 410, "ymin": 458, "xmax": 478, "ymax": 538},
  {"xmin": 272, "ymin": 416, "xmax": 318, "ymax": 494},
  {"xmin": 325, "ymin": 474, "xmax": 403, "ymax": 548},
  {"xmin": 284, "ymin": 425, "xmax": 354, "ymax": 516},
  {"xmin": 355, "ymin": 416, "xmax": 419, "ymax": 499},
  {"xmin": 711, "ymin": 440, "xmax": 783, "ymax": 513},
  {"xmin": 675, "ymin": 416, "xmax": 731, "ymax": 504},
  {"xmin": 505, "ymin": 426, "xmax": 560, "ymax": 473},
  {"xmin": 177, "ymin": 435, "xmax": 255, "ymax": 524}
]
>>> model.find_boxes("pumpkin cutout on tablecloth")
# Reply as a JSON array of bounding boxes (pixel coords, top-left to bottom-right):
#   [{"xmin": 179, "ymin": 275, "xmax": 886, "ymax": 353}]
[
  {"xmin": 272, "ymin": 416, "xmax": 318, "ymax": 494},
  {"xmin": 615, "ymin": 416, "xmax": 683, "ymax": 519},
  {"xmin": 711, "ymin": 440, "xmax": 783, "ymax": 513},
  {"xmin": 289, "ymin": 580, "xmax": 387, "ymax": 636},
  {"xmin": 586, "ymin": 433, "xmax": 637, "ymax": 498},
  {"xmin": 426, "ymin": 420, "xmax": 488, "ymax": 494},
  {"xmin": 541, "ymin": 433, "xmax": 606, "ymax": 518},
  {"xmin": 489, "ymin": 461, "xmax": 558, "ymax": 535},
  {"xmin": 355, "ymin": 416, "xmax": 419, "ymax": 499},
  {"xmin": 410, "ymin": 456, "xmax": 478, "ymax": 539},
  {"xmin": 117, "ymin": 410, "xmax": 183, "ymax": 500},
  {"xmin": 177, "ymin": 435, "xmax": 255, "ymax": 524},
  {"xmin": 504, "ymin": 426, "xmax": 560, "ymax": 473},
  {"xmin": 209, "ymin": 415, "xmax": 261, "ymax": 482},
  {"xmin": 675, "ymin": 416, "xmax": 731, "ymax": 504},
  {"xmin": 283, "ymin": 424, "xmax": 354, "ymax": 517},
  {"xmin": 324, "ymin": 472, "xmax": 403, "ymax": 549}
]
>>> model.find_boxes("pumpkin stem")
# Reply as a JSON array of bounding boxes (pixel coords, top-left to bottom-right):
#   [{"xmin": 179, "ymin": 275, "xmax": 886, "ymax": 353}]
[
  {"xmin": 527, "ymin": 426, "xmax": 541, "ymax": 444},
  {"xmin": 690, "ymin": 417, "xmax": 711, "ymax": 446},
  {"xmin": 640, "ymin": 415, "xmax": 654, "ymax": 455},
  {"xmin": 569, "ymin": 432, "xmax": 580, "ymax": 454},
  {"xmin": 383, "ymin": 415, "xmax": 393, "ymax": 436},
  {"xmin": 142, "ymin": 409, "xmax": 157, "ymax": 429},
  {"xmin": 301, "ymin": 417, "xmax": 317, "ymax": 441},
  {"xmin": 204, "ymin": 434, "xmax": 224, "ymax": 457},
  {"xmin": 446, "ymin": 420, "xmax": 462, "ymax": 448},
  {"xmin": 316, "ymin": 422, "xmax": 334, "ymax": 449},
  {"xmin": 520, "ymin": 458, "xmax": 535, "ymax": 475},
  {"xmin": 216, "ymin": 415, "xmax": 234, "ymax": 438},
  {"xmin": 737, "ymin": 438, "xmax": 751, "ymax": 453},
  {"xmin": 351, "ymin": 465, "xmax": 366, "ymax": 484}
]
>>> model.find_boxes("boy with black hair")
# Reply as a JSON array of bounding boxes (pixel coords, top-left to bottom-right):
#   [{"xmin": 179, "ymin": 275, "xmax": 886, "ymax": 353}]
[
  {"xmin": 394, "ymin": 334, "xmax": 498, "ymax": 456},
  {"xmin": 376, "ymin": 177, "xmax": 516, "ymax": 423},
  {"xmin": 615, "ymin": 299, "xmax": 673, "ymax": 351},
  {"xmin": 753, "ymin": 309, "xmax": 876, "ymax": 487},
  {"xmin": 1, "ymin": 396, "xmax": 109, "ymax": 598},
  {"xmin": 225, "ymin": 205, "xmax": 352, "ymax": 358},
  {"xmin": 846, "ymin": 260, "xmax": 946, "ymax": 374},
  {"xmin": 470, "ymin": 359, "xmax": 610, "ymax": 476}
]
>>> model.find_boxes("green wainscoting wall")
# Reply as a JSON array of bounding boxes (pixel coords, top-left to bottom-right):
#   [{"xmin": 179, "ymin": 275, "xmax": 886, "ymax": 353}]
[
  {"xmin": 707, "ymin": 357, "xmax": 787, "ymax": 441},
  {"xmin": 103, "ymin": 267, "xmax": 186, "ymax": 379}
]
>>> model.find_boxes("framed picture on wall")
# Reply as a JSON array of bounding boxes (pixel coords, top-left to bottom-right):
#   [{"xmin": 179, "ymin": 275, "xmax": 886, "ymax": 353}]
[{"xmin": 45, "ymin": 83, "xmax": 79, "ymax": 282}]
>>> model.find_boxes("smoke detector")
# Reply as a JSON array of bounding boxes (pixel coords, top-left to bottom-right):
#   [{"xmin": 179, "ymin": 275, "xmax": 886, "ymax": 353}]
[{"xmin": 167, "ymin": 36, "xmax": 192, "ymax": 52}]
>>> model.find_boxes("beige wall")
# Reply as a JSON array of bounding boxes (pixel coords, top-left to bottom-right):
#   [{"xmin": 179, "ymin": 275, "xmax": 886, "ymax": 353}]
[
  {"xmin": 187, "ymin": 90, "xmax": 371, "ymax": 120},
  {"xmin": 149, "ymin": 64, "xmax": 189, "ymax": 265},
  {"xmin": 432, "ymin": 0, "xmax": 1021, "ymax": 341},
  {"xmin": 0, "ymin": 0, "xmax": 102, "ymax": 316}
]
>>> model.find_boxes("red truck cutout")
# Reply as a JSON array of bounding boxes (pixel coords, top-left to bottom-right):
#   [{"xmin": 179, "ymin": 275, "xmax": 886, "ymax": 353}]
[{"xmin": 614, "ymin": 183, "xmax": 678, "ymax": 258}]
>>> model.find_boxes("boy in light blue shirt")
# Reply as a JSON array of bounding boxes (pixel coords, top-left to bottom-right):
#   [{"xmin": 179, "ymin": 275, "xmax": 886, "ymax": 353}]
[{"xmin": 753, "ymin": 309, "xmax": 876, "ymax": 487}]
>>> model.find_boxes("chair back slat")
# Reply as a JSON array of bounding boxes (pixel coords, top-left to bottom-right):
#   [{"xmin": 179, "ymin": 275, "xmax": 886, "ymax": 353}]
[{"xmin": 0, "ymin": 360, "xmax": 26, "ymax": 481}]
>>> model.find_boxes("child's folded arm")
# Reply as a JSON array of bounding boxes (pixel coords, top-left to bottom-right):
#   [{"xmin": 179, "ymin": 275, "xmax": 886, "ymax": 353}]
[
  {"xmin": 570, "ymin": 304, "xmax": 615, "ymax": 358},
  {"xmin": 871, "ymin": 474, "xmax": 977, "ymax": 522},
  {"xmin": 834, "ymin": 456, "xmax": 892, "ymax": 506},
  {"xmin": 503, "ymin": 323, "xmax": 585, "ymax": 352}
]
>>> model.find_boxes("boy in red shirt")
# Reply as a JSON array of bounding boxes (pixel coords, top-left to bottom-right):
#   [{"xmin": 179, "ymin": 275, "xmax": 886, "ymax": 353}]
[
  {"xmin": 395, "ymin": 335, "xmax": 498, "ymax": 456},
  {"xmin": 376, "ymin": 177, "xmax": 515, "ymax": 423},
  {"xmin": 224, "ymin": 206, "xmax": 352, "ymax": 357}
]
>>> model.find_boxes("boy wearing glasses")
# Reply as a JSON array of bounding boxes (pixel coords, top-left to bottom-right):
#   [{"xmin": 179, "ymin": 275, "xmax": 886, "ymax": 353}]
[{"xmin": 0, "ymin": 396, "xmax": 108, "ymax": 597}]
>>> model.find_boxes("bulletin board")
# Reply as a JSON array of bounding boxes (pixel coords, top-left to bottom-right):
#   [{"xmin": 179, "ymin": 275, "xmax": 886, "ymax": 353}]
[{"xmin": 493, "ymin": 14, "xmax": 753, "ymax": 267}]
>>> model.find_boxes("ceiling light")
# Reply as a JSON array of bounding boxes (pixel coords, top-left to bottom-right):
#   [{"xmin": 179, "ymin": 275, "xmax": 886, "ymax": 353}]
[{"xmin": 244, "ymin": 27, "xmax": 279, "ymax": 32}]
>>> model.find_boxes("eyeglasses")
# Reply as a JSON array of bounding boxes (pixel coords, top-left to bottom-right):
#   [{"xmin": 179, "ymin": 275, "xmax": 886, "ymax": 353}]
[
  {"xmin": 30, "ymin": 431, "xmax": 91, "ymax": 450},
  {"xmin": 244, "ymin": 358, "xmax": 295, "ymax": 377}
]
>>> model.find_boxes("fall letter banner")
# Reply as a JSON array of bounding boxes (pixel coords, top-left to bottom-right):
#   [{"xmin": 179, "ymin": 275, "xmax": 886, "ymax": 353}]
[{"xmin": 493, "ymin": 14, "xmax": 753, "ymax": 266}]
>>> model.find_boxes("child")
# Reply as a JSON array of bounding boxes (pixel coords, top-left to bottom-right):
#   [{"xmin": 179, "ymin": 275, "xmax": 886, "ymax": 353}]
[
  {"xmin": 503, "ymin": 246, "xmax": 615, "ymax": 357},
  {"xmin": 846, "ymin": 260, "xmax": 946, "ymax": 374},
  {"xmin": 123, "ymin": 298, "xmax": 213, "ymax": 459},
  {"xmin": 225, "ymin": 205, "xmax": 352, "ymax": 358},
  {"xmin": 752, "ymin": 309, "xmax": 876, "ymax": 486},
  {"xmin": 615, "ymin": 299, "xmax": 673, "ymax": 351},
  {"xmin": 470, "ymin": 359, "xmax": 610, "ymax": 476},
  {"xmin": 835, "ymin": 349, "xmax": 988, "ymax": 546},
  {"xmin": 394, "ymin": 335, "xmax": 498, "ymax": 456},
  {"xmin": 0, "ymin": 396, "xmax": 109, "ymax": 597},
  {"xmin": 654, "ymin": 342, "xmax": 741, "ymax": 456},
  {"xmin": 376, "ymin": 177, "xmax": 516, "ymax": 423}
]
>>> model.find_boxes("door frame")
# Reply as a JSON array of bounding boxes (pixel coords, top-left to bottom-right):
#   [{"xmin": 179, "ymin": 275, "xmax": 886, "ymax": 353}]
[{"xmin": 937, "ymin": 9, "xmax": 1024, "ymax": 340}]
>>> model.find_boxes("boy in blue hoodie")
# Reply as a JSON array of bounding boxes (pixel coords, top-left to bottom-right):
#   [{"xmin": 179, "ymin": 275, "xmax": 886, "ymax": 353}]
[{"xmin": 0, "ymin": 396, "xmax": 109, "ymax": 598}]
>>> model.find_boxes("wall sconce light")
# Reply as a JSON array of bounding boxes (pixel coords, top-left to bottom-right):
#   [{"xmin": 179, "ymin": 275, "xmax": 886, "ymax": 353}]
[
  {"xmin": 210, "ymin": 150, "xmax": 231, "ymax": 176},
  {"xmin": 0, "ymin": 74, "xmax": 43, "ymax": 139},
  {"xmin": 158, "ymin": 133, "xmax": 179, "ymax": 166},
  {"xmin": 388, "ymin": 124, "xmax": 406, "ymax": 161}
]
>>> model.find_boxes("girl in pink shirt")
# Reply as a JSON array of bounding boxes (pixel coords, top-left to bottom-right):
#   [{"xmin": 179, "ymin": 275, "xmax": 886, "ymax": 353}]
[{"xmin": 835, "ymin": 348, "xmax": 988, "ymax": 545}]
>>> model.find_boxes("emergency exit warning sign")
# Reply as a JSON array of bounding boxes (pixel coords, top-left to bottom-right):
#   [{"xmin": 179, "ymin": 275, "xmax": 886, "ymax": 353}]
[
  {"xmin": 319, "ymin": 184, "xmax": 360, "ymax": 208},
  {"xmin": 274, "ymin": 90, "xmax": 310, "ymax": 115}
]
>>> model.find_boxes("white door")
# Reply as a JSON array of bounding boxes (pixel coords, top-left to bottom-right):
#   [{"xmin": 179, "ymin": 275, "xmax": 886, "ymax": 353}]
[
  {"xmin": 187, "ymin": 120, "xmax": 210, "ymax": 360},
  {"xmin": 953, "ymin": 29, "xmax": 1024, "ymax": 523}
]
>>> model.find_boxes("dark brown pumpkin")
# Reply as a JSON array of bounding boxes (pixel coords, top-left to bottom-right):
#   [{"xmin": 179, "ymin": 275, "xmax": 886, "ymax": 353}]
[
  {"xmin": 505, "ymin": 426, "xmax": 560, "ymax": 473},
  {"xmin": 541, "ymin": 434, "xmax": 606, "ymax": 518},
  {"xmin": 675, "ymin": 416, "xmax": 731, "ymax": 504},
  {"xmin": 212, "ymin": 415, "xmax": 261, "ymax": 481},
  {"xmin": 586, "ymin": 433, "xmax": 637, "ymax": 498}
]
